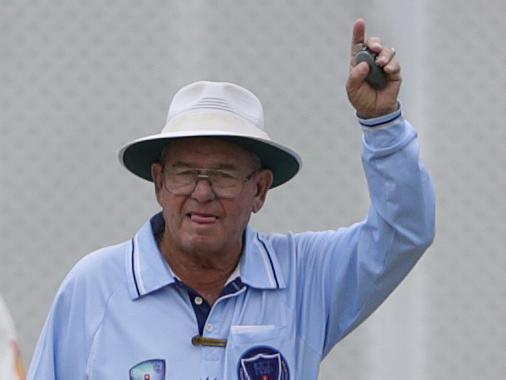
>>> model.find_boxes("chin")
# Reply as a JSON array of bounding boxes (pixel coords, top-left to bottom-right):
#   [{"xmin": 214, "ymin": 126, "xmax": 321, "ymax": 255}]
[{"xmin": 183, "ymin": 235, "xmax": 223, "ymax": 255}]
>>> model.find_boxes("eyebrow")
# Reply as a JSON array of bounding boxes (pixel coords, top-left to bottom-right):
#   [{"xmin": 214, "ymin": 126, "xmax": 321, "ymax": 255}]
[{"xmin": 169, "ymin": 161, "xmax": 240, "ymax": 171}]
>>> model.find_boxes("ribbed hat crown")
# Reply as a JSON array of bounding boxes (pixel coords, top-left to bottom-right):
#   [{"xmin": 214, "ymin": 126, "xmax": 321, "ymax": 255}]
[{"xmin": 167, "ymin": 81, "xmax": 264, "ymax": 130}]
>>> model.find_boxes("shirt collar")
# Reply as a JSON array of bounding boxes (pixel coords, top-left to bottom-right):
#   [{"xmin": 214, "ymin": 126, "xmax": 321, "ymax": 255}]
[
  {"xmin": 127, "ymin": 213, "xmax": 286, "ymax": 300},
  {"xmin": 239, "ymin": 226, "xmax": 286, "ymax": 290},
  {"xmin": 127, "ymin": 213, "xmax": 176, "ymax": 300}
]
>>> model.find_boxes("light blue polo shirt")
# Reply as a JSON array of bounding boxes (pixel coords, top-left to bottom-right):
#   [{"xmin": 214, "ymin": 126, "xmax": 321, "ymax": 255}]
[{"xmin": 28, "ymin": 114, "xmax": 435, "ymax": 380}]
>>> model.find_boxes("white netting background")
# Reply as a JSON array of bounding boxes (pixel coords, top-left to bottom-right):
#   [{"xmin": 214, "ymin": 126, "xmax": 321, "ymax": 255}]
[{"xmin": 1, "ymin": 1, "xmax": 505, "ymax": 378}]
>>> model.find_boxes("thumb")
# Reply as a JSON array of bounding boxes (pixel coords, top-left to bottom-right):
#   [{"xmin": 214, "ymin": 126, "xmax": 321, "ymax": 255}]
[{"xmin": 347, "ymin": 61, "xmax": 369, "ymax": 92}]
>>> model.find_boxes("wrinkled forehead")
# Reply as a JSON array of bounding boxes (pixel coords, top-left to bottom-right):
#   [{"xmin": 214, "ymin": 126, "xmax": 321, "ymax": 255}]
[{"xmin": 160, "ymin": 137, "xmax": 261, "ymax": 169}]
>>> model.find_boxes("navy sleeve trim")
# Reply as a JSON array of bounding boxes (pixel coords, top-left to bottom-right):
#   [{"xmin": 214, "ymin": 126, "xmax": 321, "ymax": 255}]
[{"xmin": 358, "ymin": 102, "xmax": 402, "ymax": 128}]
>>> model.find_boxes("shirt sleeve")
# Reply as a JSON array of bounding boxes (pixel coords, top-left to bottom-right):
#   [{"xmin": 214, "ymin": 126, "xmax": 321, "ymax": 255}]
[
  {"xmin": 27, "ymin": 257, "xmax": 109, "ymax": 380},
  {"xmin": 293, "ymin": 112, "xmax": 436, "ymax": 357},
  {"xmin": 27, "ymin": 276, "xmax": 84, "ymax": 379}
]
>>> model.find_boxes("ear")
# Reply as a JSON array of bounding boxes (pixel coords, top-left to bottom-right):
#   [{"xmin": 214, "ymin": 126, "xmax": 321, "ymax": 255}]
[
  {"xmin": 252, "ymin": 169, "xmax": 274, "ymax": 213},
  {"xmin": 151, "ymin": 162, "xmax": 164, "ymax": 205}
]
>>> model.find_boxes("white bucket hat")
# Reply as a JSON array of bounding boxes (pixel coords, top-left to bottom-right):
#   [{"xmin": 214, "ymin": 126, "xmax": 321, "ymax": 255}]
[{"xmin": 119, "ymin": 81, "xmax": 302, "ymax": 188}]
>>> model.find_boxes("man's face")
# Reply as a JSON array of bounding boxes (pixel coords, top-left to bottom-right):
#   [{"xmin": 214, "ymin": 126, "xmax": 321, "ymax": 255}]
[{"xmin": 151, "ymin": 138, "xmax": 273, "ymax": 260}]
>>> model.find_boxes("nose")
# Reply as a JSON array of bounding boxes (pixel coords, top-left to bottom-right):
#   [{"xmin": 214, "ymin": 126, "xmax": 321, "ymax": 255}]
[{"xmin": 191, "ymin": 178, "xmax": 216, "ymax": 202}]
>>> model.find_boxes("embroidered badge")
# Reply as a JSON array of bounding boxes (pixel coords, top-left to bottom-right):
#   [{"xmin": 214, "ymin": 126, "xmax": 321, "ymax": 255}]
[
  {"xmin": 238, "ymin": 346, "xmax": 289, "ymax": 380},
  {"xmin": 129, "ymin": 359, "xmax": 166, "ymax": 380}
]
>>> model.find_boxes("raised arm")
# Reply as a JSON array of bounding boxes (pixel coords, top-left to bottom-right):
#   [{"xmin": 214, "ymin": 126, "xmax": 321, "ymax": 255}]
[{"xmin": 291, "ymin": 18, "xmax": 435, "ymax": 357}]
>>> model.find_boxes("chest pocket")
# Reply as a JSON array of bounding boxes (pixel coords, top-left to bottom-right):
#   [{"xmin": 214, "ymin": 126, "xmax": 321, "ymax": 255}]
[{"xmin": 223, "ymin": 325, "xmax": 292, "ymax": 380}]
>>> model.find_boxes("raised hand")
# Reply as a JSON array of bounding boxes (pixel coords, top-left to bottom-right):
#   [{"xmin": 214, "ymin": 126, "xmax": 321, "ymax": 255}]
[{"xmin": 346, "ymin": 18, "xmax": 401, "ymax": 118}]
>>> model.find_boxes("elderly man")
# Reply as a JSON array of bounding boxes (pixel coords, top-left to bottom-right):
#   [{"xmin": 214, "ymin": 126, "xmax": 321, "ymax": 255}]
[{"xmin": 28, "ymin": 19, "xmax": 434, "ymax": 380}]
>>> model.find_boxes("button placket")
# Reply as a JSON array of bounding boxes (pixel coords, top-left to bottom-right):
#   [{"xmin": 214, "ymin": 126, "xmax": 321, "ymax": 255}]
[{"xmin": 201, "ymin": 300, "xmax": 225, "ymax": 361}]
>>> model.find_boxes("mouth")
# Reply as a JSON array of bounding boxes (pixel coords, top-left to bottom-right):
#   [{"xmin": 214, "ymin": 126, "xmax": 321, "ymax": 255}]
[{"xmin": 187, "ymin": 212, "xmax": 218, "ymax": 225}]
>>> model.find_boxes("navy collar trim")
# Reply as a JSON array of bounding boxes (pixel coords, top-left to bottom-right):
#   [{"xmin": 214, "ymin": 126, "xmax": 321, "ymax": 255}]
[
  {"xmin": 130, "ymin": 238, "xmax": 141, "ymax": 298},
  {"xmin": 127, "ymin": 213, "xmax": 286, "ymax": 300}
]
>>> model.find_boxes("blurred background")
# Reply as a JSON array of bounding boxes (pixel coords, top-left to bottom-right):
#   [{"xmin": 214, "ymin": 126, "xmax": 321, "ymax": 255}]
[{"xmin": 1, "ymin": 0, "xmax": 505, "ymax": 379}]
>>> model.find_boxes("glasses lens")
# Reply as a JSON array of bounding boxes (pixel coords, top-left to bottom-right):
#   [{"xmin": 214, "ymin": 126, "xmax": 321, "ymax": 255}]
[
  {"xmin": 164, "ymin": 170, "xmax": 197, "ymax": 194},
  {"xmin": 164, "ymin": 168, "xmax": 244, "ymax": 197},
  {"xmin": 207, "ymin": 171, "xmax": 242, "ymax": 197},
  {"xmin": 209, "ymin": 171, "xmax": 239, "ymax": 188}
]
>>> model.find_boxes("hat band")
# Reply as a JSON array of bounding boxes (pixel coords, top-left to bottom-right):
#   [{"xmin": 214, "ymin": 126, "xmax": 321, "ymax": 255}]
[{"xmin": 161, "ymin": 111, "xmax": 271, "ymax": 140}]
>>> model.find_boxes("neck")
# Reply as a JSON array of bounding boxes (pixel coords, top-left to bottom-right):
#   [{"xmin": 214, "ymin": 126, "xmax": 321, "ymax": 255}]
[{"xmin": 158, "ymin": 233, "xmax": 242, "ymax": 305}]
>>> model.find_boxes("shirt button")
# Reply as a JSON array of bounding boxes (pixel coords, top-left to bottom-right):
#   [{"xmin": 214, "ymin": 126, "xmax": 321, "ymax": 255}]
[
  {"xmin": 206, "ymin": 324, "xmax": 213, "ymax": 332},
  {"xmin": 194, "ymin": 296, "xmax": 203, "ymax": 305}
]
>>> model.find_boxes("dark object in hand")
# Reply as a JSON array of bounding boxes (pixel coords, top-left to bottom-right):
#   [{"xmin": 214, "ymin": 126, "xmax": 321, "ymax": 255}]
[{"xmin": 356, "ymin": 48, "xmax": 388, "ymax": 90}]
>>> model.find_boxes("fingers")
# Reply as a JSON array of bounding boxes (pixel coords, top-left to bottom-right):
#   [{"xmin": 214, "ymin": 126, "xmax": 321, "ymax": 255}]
[
  {"xmin": 351, "ymin": 18, "xmax": 365, "ymax": 45},
  {"xmin": 350, "ymin": 19, "xmax": 399, "ymax": 71},
  {"xmin": 365, "ymin": 36, "xmax": 382, "ymax": 53},
  {"xmin": 356, "ymin": 42, "xmax": 400, "ymax": 77},
  {"xmin": 374, "ymin": 45, "xmax": 401, "ymax": 78},
  {"xmin": 348, "ymin": 18, "xmax": 402, "ymax": 90},
  {"xmin": 383, "ymin": 54, "xmax": 401, "ymax": 78},
  {"xmin": 375, "ymin": 46, "xmax": 395, "ymax": 67},
  {"xmin": 351, "ymin": 18, "xmax": 366, "ymax": 56}
]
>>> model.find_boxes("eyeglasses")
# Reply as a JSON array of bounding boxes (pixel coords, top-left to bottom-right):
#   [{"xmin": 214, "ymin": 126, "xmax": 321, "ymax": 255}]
[{"xmin": 162, "ymin": 167, "xmax": 260, "ymax": 198}]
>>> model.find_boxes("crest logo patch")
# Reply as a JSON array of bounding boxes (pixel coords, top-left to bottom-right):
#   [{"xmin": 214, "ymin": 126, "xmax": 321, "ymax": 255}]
[
  {"xmin": 129, "ymin": 359, "xmax": 165, "ymax": 380},
  {"xmin": 238, "ymin": 346, "xmax": 289, "ymax": 380}
]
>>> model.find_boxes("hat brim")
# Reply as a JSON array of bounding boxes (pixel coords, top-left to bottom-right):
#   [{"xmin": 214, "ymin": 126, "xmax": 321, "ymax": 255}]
[{"xmin": 119, "ymin": 132, "xmax": 301, "ymax": 188}]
